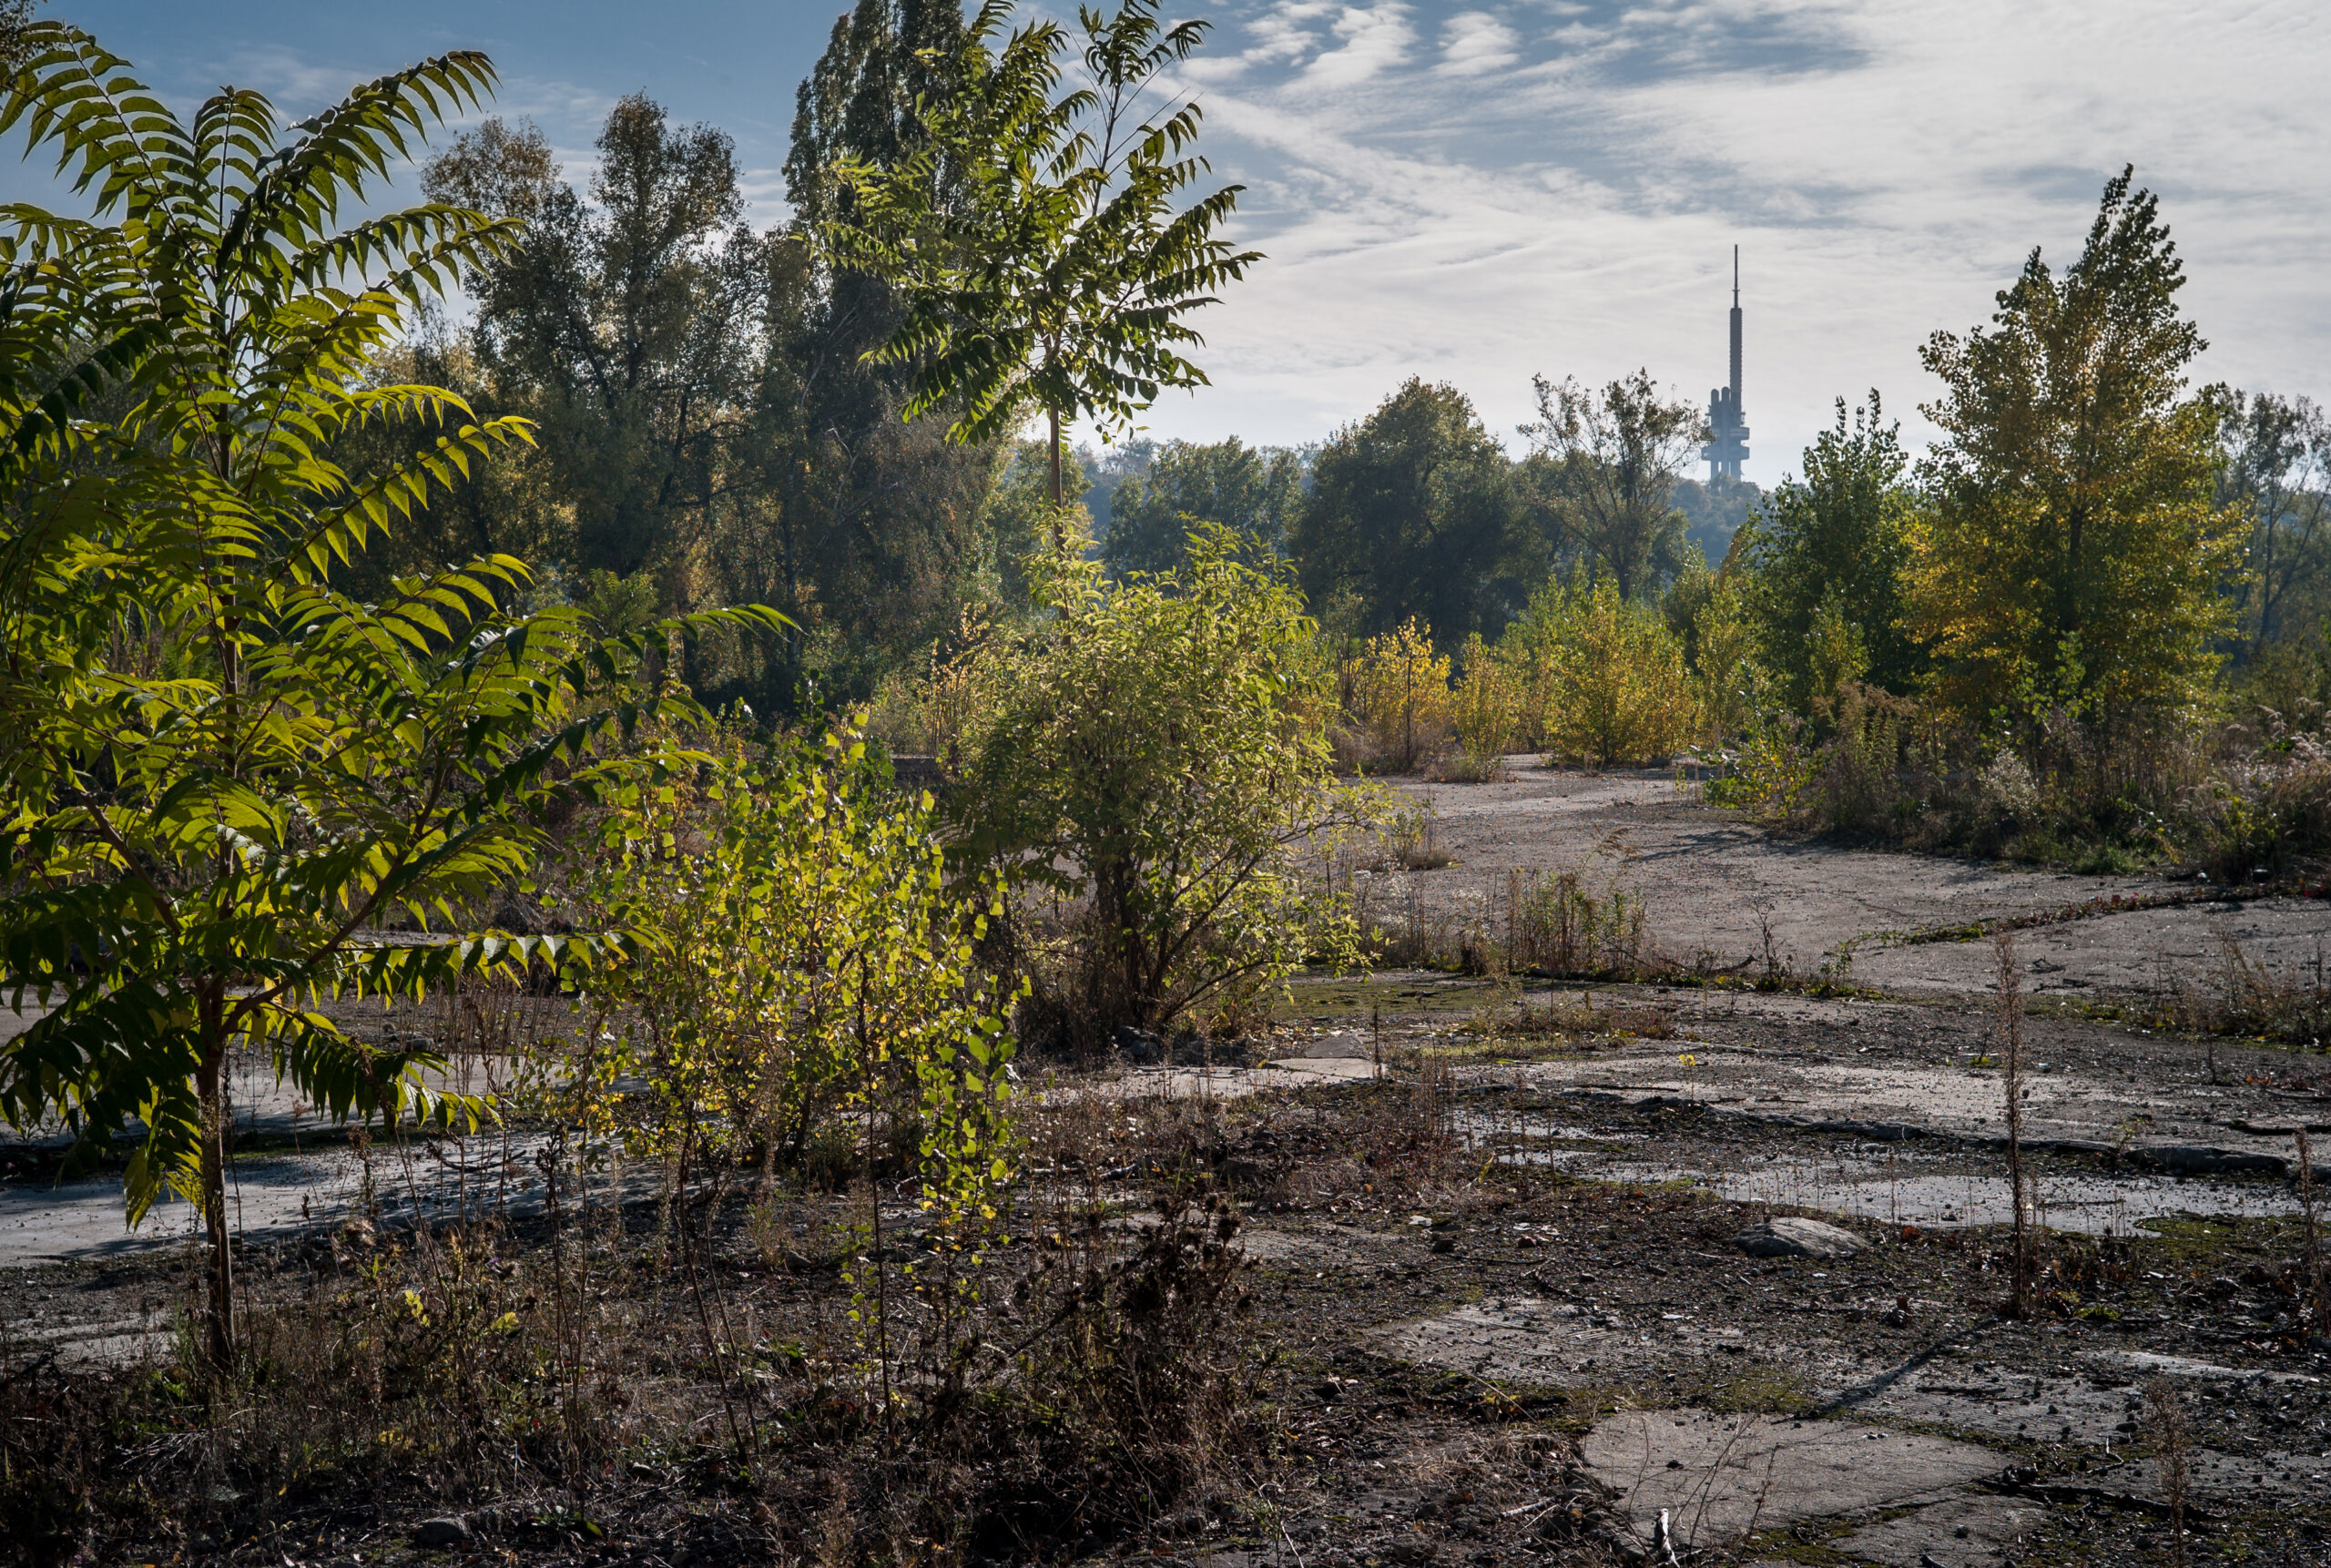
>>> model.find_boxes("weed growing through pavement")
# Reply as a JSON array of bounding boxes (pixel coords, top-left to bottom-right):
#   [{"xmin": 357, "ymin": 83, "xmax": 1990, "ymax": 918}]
[
  {"xmin": 2146, "ymin": 1376, "xmax": 2192, "ymax": 1568},
  {"xmin": 2300, "ymin": 1131, "xmax": 2327, "ymax": 1340}
]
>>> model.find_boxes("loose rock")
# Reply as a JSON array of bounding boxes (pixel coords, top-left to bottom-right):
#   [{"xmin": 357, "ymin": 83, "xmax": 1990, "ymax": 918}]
[
  {"xmin": 1735, "ymin": 1216, "xmax": 1864, "ymax": 1259},
  {"xmin": 413, "ymin": 1516, "xmax": 471, "ymax": 1549}
]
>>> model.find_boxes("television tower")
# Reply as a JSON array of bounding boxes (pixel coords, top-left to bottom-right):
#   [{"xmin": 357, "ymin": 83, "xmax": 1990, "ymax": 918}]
[{"xmin": 1702, "ymin": 246, "xmax": 1749, "ymax": 482}]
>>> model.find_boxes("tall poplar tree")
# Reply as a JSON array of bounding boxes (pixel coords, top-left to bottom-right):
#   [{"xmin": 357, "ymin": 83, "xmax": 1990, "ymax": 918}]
[{"xmin": 1909, "ymin": 168, "xmax": 2244, "ymax": 730}]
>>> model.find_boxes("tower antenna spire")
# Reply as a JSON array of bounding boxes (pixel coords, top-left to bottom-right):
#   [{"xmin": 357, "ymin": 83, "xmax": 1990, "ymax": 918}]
[{"xmin": 1703, "ymin": 247, "xmax": 1750, "ymax": 483}]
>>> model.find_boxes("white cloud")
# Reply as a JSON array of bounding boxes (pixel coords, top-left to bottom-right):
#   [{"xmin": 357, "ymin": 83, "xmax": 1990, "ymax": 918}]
[
  {"xmin": 1439, "ymin": 13, "xmax": 1520, "ymax": 75},
  {"xmin": 1100, "ymin": 0, "xmax": 2331, "ymax": 486},
  {"xmin": 1302, "ymin": 5, "xmax": 1418, "ymax": 88}
]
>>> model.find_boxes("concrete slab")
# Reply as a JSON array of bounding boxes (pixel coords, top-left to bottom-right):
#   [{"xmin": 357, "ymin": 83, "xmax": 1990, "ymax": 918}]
[
  {"xmin": 1847, "ymin": 1363, "xmax": 2142, "ymax": 1450},
  {"xmin": 2082, "ymin": 1349, "xmax": 2324, "ymax": 1387},
  {"xmin": 1590, "ymin": 1155, "xmax": 2300, "ymax": 1236},
  {"xmin": 1500, "ymin": 1044, "xmax": 2303, "ymax": 1162},
  {"xmin": 1836, "ymin": 1493, "xmax": 2047, "ymax": 1568},
  {"xmin": 1578, "ymin": 1407, "xmax": 2001, "ymax": 1549},
  {"xmin": 1378, "ymin": 1296, "xmax": 1852, "ymax": 1390},
  {"xmin": 1379, "ymin": 769, "xmax": 2331, "ymax": 1000}
]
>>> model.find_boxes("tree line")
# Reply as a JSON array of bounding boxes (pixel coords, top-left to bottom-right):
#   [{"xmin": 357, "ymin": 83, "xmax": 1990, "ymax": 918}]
[
  {"xmin": 377, "ymin": 9, "xmax": 2329, "ymax": 802},
  {"xmin": 352, "ymin": 0, "xmax": 1781, "ymax": 724}
]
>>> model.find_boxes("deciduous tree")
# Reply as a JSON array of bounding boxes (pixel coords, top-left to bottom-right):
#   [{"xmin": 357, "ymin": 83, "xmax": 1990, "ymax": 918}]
[
  {"xmin": 0, "ymin": 26, "xmax": 779, "ymax": 1367},
  {"xmin": 1909, "ymin": 169, "xmax": 2244, "ymax": 729},
  {"xmin": 425, "ymin": 100, "xmax": 765, "ymax": 583},
  {"xmin": 1101, "ymin": 435, "xmax": 1303, "ymax": 576},
  {"xmin": 1292, "ymin": 379, "xmax": 1527, "ymax": 642},
  {"xmin": 1520, "ymin": 371, "xmax": 1702, "ymax": 602},
  {"xmin": 2208, "ymin": 386, "xmax": 2331, "ymax": 657},
  {"xmin": 829, "ymin": 0, "xmax": 1260, "ymax": 519},
  {"xmin": 1735, "ymin": 393, "xmax": 1919, "ymax": 711}
]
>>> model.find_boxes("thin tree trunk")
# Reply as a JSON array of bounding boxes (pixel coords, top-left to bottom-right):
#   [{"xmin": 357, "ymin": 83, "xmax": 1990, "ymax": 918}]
[
  {"xmin": 197, "ymin": 1041, "xmax": 235, "ymax": 1369},
  {"xmin": 1048, "ymin": 406, "xmax": 1065, "ymax": 548}
]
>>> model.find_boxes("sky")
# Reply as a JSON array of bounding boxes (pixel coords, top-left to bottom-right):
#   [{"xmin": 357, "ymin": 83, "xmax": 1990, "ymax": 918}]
[{"xmin": 22, "ymin": 0, "xmax": 2331, "ymax": 484}]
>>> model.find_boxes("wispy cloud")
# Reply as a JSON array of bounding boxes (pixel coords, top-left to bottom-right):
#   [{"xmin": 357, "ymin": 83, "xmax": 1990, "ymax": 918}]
[
  {"xmin": 1300, "ymin": 5, "xmax": 1418, "ymax": 88},
  {"xmin": 17, "ymin": 1, "xmax": 2322, "ymax": 482},
  {"xmin": 1438, "ymin": 13, "xmax": 1520, "ymax": 75},
  {"xmin": 1134, "ymin": 0, "xmax": 2331, "ymax": 480}
]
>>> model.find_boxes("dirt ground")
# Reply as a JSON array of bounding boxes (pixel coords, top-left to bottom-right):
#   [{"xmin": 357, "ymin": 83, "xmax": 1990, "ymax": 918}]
[
  {"xmin": 6, "ymin": 773, "xmax": 2331, "ymax": 1566},
  {"xmin": 1389, "ymin": 765, "xmax": 2331, "ymax": 997}
]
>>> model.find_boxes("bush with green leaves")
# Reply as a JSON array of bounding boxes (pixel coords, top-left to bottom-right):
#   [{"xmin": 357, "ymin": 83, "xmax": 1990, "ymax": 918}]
[
  {"xmin": 557, "ymin": 728, "xmax": 1016, "ymax": 1197},
  {"xmin": 0, "ymin": 25, "xmax": 779, "ymax": 1367},
  {"xmin": 1499, "ymin": 576, "xmax": 1694, "ymax": 767},
  {"xmin": 947, "ymin": 525, "xmax": 1366, "ymax": 1045},
  {"xmin": 1733, "ymin": 393, "xmax": 1919, "ymax": 714}
]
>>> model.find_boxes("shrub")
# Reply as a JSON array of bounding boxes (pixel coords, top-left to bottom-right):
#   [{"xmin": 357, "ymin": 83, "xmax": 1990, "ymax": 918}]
[
  {"xmin": 1445, "ymin": 632, "xmax": 1519, "ymax": 776},
  {"xmin": 1670, "ymin": 565, "xmax": 1763, "ymax": 746},
  {"xmin": 2194, "ymin": 742, "xmax": 2331, "ymax": 882},
  {"xmin": 1343, "ymin": 617, "xmax": 1453, "ymax": 770},
  {"xmin": 948, "ymin": 524, "xmax": 1368, "ymax": 1048},
  {"xmin": 554, "ymin": 729, "xmax": 1017, "ymax": 1208},
  {"xmin": 1503, "ymin": 868, "xmax": 1649, "ymax": 975},
  {"xmin": 1521, "ymin": 578, "xmax": 1695, "ymax": 767},
  {"xmin": 982, "ymin": 1195, "xmax": 1261, "ymax": 1542}
]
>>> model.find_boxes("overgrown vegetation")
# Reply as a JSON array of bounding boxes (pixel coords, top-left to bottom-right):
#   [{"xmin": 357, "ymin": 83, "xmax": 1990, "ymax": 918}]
[
  {"xmin": 8, "ymin": 3, "xmax": 2331, "ymax": 1564},
  {"xmin": 941, "ymin": 527, "xmax": 1368, "ymax": 1050}
]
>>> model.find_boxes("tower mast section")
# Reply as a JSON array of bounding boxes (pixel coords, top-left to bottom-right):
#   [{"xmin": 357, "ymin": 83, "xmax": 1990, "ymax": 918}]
[{"xmin": 1703, "ymin": 246, "xmax": 1750, "ymax": 483}]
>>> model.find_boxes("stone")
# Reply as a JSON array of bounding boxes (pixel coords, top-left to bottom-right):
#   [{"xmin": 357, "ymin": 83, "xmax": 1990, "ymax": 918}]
[
  {"xmin": 414, "ymin": 1517, "xmax": 472, "ymax": 1550},
  {"xmin": 1734, "ymin": 1217, "xmax": 1863, "ymax": 1259},
  {"xmin": 2137, "ymin": 1145, "xmax": 2285, "ymax": 1177}
]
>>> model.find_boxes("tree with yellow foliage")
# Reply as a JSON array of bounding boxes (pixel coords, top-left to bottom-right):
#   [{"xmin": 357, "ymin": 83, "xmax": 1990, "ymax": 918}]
[
  {"xmin": 1343, "ymin": 618, "xmax": 1452, "ymax": 770},
  {"xmin": 1450, "ymin": 633, "xmax": 1520, "ymax": 768},
  {"xmin": 1909, "ymin": 169, "xmax": 2245, "ymax": 733}
]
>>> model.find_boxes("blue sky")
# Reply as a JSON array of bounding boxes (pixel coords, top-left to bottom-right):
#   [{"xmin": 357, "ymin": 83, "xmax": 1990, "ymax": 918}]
[{"xmin": 22, "ymin": 1, "xmax": 2331, "ymax": 484}]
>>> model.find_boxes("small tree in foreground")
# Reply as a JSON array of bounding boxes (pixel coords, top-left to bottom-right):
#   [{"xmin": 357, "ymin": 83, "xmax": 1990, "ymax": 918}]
[
  {"xmin": 559, "ymin": 730, "xmax": 1018, "ymax": 1410},
  {"xmin": 1343, "ymin": 618, "xmax": 1453, "ymax": 772},
  {"xmin": 946, "ymin": 526, "xmax": 1366, "ymax": 1044},
  {"xmin": 0, "ymin": 26, "xmax": 781, "ymax": 1367}
]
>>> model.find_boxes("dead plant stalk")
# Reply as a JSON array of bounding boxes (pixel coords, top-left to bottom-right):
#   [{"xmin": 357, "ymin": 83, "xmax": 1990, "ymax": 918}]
[
  {"xmin": 1994, "ymin": 933, "xmax": 2031, "ymax": 1317},
  {"xmin": 2300, "ymin": 1129, "xmax": 2326, "ymax": 1338},
  {"xmin": 2146, "ymin": 1376, "xmax": 2191, "ymax": 1568}
]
